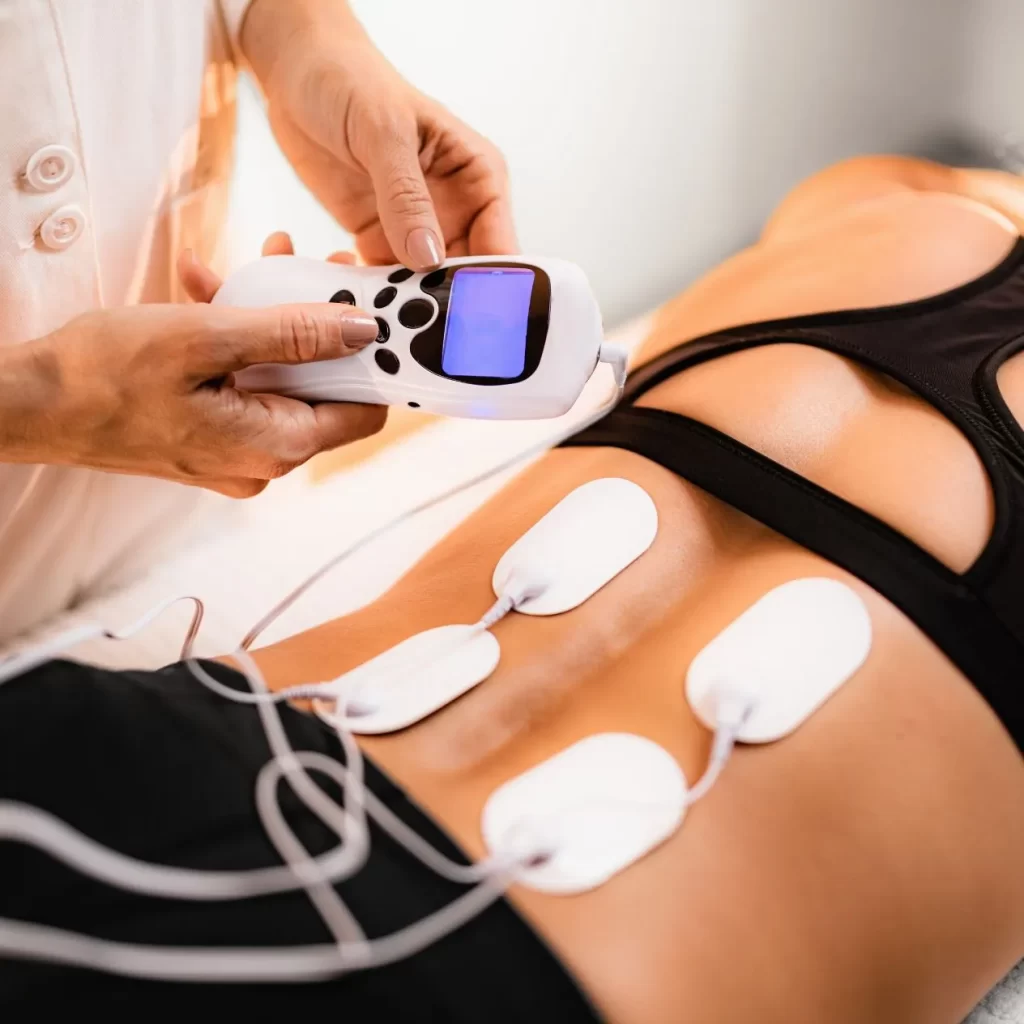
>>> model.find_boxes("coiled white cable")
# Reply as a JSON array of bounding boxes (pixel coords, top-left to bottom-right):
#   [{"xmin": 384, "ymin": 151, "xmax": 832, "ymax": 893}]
[
  {"xmin": 0, "ymin": 353, "xmax": 628, "ymax": 982},
  {"xmin": 0, "ymin": 648, "xmax": 523, "ymax": 981},
  {"xmin": 684, "ymin": 689, "xmax": 756, "ymax": 806},
  {"xmin": 0, "ymin": 866, "xmax": 515, "ymax": 982}
]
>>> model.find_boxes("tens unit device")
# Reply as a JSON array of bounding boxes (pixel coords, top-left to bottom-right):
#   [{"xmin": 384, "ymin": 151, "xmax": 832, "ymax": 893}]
[{"xmin": 211, "ymin": 255, "xmax": 607, "ymax": 419}]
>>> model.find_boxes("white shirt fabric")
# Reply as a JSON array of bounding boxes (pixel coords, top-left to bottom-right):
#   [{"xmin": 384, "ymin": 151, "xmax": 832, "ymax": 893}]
[{"xmin": 0, "ymin": 0, "xmax": 252, "ymax": 645}]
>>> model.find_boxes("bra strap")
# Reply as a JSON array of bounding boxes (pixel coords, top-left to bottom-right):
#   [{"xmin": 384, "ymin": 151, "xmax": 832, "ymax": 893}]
[{"xmin": 562, "ymin": 405, "xmax": 1024, "ymax": 751}]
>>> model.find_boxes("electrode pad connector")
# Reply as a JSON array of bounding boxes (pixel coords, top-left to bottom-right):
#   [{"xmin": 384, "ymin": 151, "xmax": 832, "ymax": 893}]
[
  {"xmin": 686, "ymin": 578, "xmax": 872, "ymax": 743},
  {"xmin": 332, "ymin": 625, "xmax": 501, "ymax": 734},
  {"xmin": 482, "ymin": 733, "xmax": 686, "ymax": 894},
  {"xmin": 491, "ymin": 478, "xmax": 658, "ymax": 616}
]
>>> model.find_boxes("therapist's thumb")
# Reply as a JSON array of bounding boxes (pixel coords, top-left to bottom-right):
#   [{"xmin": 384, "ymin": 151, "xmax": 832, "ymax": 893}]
[
  {"xmin": 365, "ymin": 120, "xmax": 446, "ymax": 271},
  {"xmin": 190, "ymin": 303, "xmax": 380, "ymax": 378}
]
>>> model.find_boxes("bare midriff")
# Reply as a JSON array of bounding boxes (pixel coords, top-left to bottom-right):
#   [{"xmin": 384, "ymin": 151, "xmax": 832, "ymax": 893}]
[{"xmin": 251, "ymin": 189, "xmax": 1024, "ymax": 1024}]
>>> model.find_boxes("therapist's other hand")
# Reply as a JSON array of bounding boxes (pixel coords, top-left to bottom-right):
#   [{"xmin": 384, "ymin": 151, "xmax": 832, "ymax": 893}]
[
  {"xmin": 178, "ymin": 231, "xmax": 357, "ymax": 304},
  {"xmin": 4, "ymin": 297, "xmax": 384, "ymax": 498},
  {"xmin": 240, "ymin": 0, "xmax": 517, "ymax": 269}
]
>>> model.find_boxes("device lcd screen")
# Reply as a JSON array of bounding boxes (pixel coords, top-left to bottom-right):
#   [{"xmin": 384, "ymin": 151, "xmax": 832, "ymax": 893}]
[{"xmin": 440, "ymin": 267, "xmax": 535, "ymax": 379}]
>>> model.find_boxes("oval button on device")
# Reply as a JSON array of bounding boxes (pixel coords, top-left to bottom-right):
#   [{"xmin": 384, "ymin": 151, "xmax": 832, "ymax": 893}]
[
  {"xmin": 374, "ymin": 286, "xmax": 397, "ymax": 308},
  {"xmin": 24, "ymin": 145, "xmax": 75, "ymax": 191},
  {"xmin": 39, "ymin": 204, "xmax": 85, "ymax": 250},
  {"xmin": 330, "ymin": 289, "xmax": 356, "ymax": 305},
  {"xmin": 374, "ymin": 349, "xmax": 400, "ymax": 374},
  {"xmin": 374, "ymin": 317, "xmax": 390, "ymax": 343},
  {"xmin": 420, "ymin": 269, "xmax": 446, "ymax": 291},
  {"xmin": 398, "ymin": 298, "xmax": 434, "ymax": 329},
  {"xmin": 387, "ymin": 267, "xmax": 414, "ymax": 284}
]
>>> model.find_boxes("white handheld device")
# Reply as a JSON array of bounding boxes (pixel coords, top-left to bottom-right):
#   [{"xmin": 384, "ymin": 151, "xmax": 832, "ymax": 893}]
[{"xmin": 211, "ymin": 255, "xmax": 606, "ymax": 419}]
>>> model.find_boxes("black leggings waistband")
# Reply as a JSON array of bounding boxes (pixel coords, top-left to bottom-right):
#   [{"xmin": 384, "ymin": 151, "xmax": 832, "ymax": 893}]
[{"xmin": 0, "ymin": 658, "xmax": 600, "ymax": 1022}]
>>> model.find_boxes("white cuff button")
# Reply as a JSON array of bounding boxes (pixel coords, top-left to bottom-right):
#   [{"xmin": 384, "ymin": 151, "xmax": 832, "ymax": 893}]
[
  {"xmin": 24, "ymin": 145, "xmax": 76, "ymax": 192},
  {"xmin": 39, "ymin": 205, "xmax": 85, "ymax": 251}
]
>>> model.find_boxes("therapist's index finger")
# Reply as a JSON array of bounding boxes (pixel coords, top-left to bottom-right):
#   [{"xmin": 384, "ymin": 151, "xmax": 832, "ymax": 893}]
[{"xmin": 191, "ymin": 303, "xmax": 379, "ymax": 376}]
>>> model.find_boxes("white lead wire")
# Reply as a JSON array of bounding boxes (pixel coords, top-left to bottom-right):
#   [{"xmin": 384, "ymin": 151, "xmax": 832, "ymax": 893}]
[
  {"xmin": 0, "ymin": 360, "xmax": 628, "ymax": 981},
  {"xmin": 238, "ymin": 359, "xmax": 628, "ymax": 653}
]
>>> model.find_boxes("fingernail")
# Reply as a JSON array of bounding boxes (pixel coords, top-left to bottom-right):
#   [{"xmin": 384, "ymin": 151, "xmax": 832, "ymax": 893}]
[
  {"xmin": 341, "ymin": 314, "xmax": 380, "ymax": 346},
  {"xmin": 406, "ymin": 227, "xmax": 442, "ymax": 270},
  {"xmin": 183, "ymin": 248, "xmax": 196, "ymax": 265}
]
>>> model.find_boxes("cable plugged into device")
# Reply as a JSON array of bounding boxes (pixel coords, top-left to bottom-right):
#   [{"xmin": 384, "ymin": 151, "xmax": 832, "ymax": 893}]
[
  {"xmin": 491, "ymin": 477, "xmax": 658, "ymax": 618},
  {"xmin": 482, "ymin": 733, "xmax": 688, "ymax": 895},
  {"xmin": 684, "ymin": 684, "xmax": 757, "ymax": 806},
  {"xmin": 685, "ymin": 578, "xmax": 873, "ymax": 744},
  {"xmin": 599, "ymin": 341, "xmax": 630, "ymax": 390},
  {"xmin": 475, "ymin": 569, "xmax": 551, "ymax": 631},
  {"xmin": 682, "ymin": 577, "xmax": 874, "ymax": 803}
]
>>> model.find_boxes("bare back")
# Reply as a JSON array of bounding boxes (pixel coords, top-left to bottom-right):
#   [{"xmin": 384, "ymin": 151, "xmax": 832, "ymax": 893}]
[{"xmin": 252, "ymin": 159, "xmax": 1024, "ymax": 1024}]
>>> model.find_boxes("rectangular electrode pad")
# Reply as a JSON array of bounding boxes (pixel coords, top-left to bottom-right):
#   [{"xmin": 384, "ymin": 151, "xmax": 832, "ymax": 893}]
[
  {"xmin": 686, "ymin": 578, "xmax": 872, "ymax": 743},
  {"xmin": 482, "ymin": 733, "xmax": 687, "ymax": 894},
  {"xmin": 492, "ymin": 478, "xmax": 658, "ymax": 615},
  {"xmin": 442, "ymin": 268, "xmax": 535, "ymax": 379},
  {"xmin": 331, "ymin": 625, "xmax": 501, "ymax": 734}
]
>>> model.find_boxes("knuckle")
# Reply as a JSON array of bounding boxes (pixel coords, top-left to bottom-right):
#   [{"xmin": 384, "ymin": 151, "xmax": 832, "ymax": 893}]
[
  {"xmin": 186, "ymin": 311, "xmax": 226, "ymax": 359},
  {"xmin": 386, "ymin": 172, "xmax": 433, "ymax": 218},
  {"xmin": 370, "ymin": 105, "xmax": 413, "ymax": 144},
  {"xmin": 184, "ymin": 334, "xmax": 217, "ymax": 371},
  {"xmin": 486, "ymin": 143, "xmax": 509, "ymax": 180},
  {"xmin": 278, "ymin": 308, "xmax": 330, "ymax": 364}
]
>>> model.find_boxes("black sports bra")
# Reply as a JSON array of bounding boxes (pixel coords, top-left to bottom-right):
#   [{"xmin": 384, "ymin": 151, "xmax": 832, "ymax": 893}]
[{"xmin": 564, "ymin": 237, "xmax": 1024, "ymax": 754}]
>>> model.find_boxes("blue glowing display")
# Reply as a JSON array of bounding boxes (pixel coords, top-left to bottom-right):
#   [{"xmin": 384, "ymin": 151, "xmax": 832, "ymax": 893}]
[{"xmin": 440, "ymin": 267, "xmax": 535, "ymax": 379}]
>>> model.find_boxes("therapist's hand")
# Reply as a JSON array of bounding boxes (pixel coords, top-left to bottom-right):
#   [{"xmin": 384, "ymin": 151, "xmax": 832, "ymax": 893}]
[
  {"xmin": 240, "ymin": 0, "xmax": 518, "ymax": 269},
  {"xmin": 0, "ymin": 290, "xmax": 384, "ymax": 498}
]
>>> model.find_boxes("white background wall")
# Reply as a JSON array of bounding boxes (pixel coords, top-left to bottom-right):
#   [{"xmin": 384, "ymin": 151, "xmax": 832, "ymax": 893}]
[
  {"xmin": 956, "ymin": 0, "xmax": 1024, "ymax": 167},
  {"xmin": 227, "ymin": 0, "xmax": 1021, "ymax": 327}
]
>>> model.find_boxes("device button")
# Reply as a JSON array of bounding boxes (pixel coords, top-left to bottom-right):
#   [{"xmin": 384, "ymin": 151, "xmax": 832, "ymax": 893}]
[
  {"xmin": 398, "ymin": 299, "xmax": 434, "ymax": 329},
  {"xmin": 24, "ymin": 144, "xmax": 76, "ymax": 192},
  {"xmin": 330, "ymin": 289, "xmax": 356, "ymax": 305},
  {"xmin": 374, "ymin": 349, "xmax": 400, "ymax": 375},
  {"xmin": 39, "ymin": 204, "xmax": 85, "ymax": 250},
  {"xmin": 374, "ymin": 317, "xmax": 390, "ymax": 343},
  {"xmin": 374, "ymin": 286, "xmax": 397, "ymax": 308},
  {"xmin": 420, "ymin": 269, "xmax": 446, "ymax": 291},
  {"xmin": 387, "ymin": 267, "xmax": 414, "ymax": 284}
]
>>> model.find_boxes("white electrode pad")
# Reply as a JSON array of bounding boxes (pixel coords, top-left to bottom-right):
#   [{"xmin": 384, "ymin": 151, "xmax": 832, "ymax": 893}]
[
  {"xmin": 686, "ymin": 578, "xmax": 872, "ymax": 743},
  {"xmin": 492, "ymin": 478, "xmax": 658, "ymax": 616},
  {"xmin": 332, "ymin": 625, "xmax": 500, "ymax": 734},
  {"xmin": 481, "ymin": 733, "xmax": 687, "ymax": 894}
]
